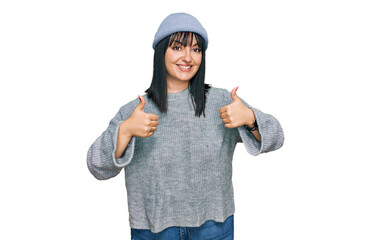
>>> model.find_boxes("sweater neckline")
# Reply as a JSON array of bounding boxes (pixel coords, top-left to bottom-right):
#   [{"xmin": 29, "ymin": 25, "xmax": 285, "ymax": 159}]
[{"xmin": 167, "ymin": 87, "xmax": 190, "ymax": 101}]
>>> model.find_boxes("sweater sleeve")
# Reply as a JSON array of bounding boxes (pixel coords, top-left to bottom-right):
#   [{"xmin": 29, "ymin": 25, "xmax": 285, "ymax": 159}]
[
  {"xmin": 86, "ymin": 104, "xmax": 137, "ymax": 180},
  {"xmin": 223, "ymin": 90, "xmax": 284, "ymax": 156}
]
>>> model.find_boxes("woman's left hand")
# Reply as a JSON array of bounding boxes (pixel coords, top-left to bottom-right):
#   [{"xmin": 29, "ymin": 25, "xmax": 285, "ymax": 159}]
[{"xmin": 219, "ymin": 86, "xmax": 256, "ymax": 128}]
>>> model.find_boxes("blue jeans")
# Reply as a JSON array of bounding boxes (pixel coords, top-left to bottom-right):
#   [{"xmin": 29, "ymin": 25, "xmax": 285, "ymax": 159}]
[{"xmin": 131, "ymin": 215, "xmax": 234, "ymax": 240}]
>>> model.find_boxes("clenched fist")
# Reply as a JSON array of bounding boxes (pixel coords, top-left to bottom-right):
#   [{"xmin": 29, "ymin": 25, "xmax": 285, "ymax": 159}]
[{"xmin": 218, "ymin": 86, "xmax": 256, "ymax": 128}]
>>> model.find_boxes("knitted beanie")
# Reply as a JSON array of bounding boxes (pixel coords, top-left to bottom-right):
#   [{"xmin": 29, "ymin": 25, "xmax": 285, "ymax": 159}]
[{"xmin": 152, "ymin": 12, "xmax": 208, "ymax": 50}]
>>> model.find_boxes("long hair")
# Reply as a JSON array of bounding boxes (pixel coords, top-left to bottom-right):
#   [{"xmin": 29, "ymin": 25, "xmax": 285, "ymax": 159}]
[{"xmin": 145, "ymin": 31, "xmax": 211, "ymax": 117}]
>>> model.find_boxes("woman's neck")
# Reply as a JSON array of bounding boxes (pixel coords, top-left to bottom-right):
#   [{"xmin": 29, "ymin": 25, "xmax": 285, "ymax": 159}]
[{"xmin": 167, "ymin": 80, "xmax": 190, "ymax": 93}]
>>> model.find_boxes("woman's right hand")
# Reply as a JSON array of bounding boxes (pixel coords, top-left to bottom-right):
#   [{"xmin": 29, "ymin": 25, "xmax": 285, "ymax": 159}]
[{"xmin": 120, "ymin": 95, "xmax": 159, "ymax": 138}]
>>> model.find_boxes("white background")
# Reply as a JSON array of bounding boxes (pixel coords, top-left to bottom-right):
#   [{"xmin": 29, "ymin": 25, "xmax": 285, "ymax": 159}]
[{"xmin": 1, "ymin": 0, "xmax": 370, "ymax": 239}]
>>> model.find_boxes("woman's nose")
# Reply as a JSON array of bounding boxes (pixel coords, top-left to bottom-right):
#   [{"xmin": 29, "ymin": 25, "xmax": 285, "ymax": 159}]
[{"xmin": 182, "ymin": 48, "xmax": 192, "ymax": 62}]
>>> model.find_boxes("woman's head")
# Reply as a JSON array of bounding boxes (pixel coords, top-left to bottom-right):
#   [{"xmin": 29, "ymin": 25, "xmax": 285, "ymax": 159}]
[
  {"xmin": 145, "ymin": 13, "xmax": 211, "ymax": 117},
  {"xmin": 153, "ymin": 13, "xmax": 208, "ymax": 86}
]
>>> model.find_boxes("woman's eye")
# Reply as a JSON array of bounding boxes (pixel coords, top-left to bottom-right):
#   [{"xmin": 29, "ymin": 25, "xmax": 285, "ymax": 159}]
[
  {"xmin": 194, "ymin": 48, "xmax": 202, "ymax": 53},
  {"xmin": 173, "ymin": 46, "xmax": 181, "ymax": 50}
]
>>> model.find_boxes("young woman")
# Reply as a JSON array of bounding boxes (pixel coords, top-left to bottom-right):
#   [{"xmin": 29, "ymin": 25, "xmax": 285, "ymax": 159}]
[{"xmin": 87, "ymin": 12, "xmax": 284, "ymax": 240}]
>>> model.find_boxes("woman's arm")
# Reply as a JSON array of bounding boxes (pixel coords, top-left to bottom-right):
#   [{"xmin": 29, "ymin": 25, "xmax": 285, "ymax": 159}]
[
  {"xmin": 237, "ymin": 102, "xmax": 284, "ymax": 156},
  {"xmin": 242, "ymin": 107, "xmax": 262, "ymax": 142},
  {"xmin": 86, "ymin": 105, "xmax": 137, "ymax": 180},
  {"xmin": 221, "ymin": 88, "xmax": 284, "ymax": 156},
  {"xmin": 115, "ymin": 120, "xmax": 133, "ymax": 158},
  {"xmin": 250, "ymin": 129, "xmax": 261, "ymax": 142}
]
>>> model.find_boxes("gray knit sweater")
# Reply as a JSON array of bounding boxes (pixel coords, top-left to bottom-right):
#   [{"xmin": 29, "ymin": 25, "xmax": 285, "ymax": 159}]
[{"xmin": 86, "ymin": 86, "xmax": 284, "ymax": 233}]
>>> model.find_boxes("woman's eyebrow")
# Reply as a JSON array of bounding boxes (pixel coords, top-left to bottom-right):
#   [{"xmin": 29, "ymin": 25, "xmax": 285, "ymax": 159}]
[{"xmin": 173, "ymin": 40, "xmax": 200, "ymax": 47}]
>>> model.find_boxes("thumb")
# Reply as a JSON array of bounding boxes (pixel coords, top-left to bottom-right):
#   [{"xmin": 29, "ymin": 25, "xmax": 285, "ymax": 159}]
[
  {"xmin": 231, "ymin": 86, "xmax": 240, "ymax": 102},
  {"xmin": 136, "ymin": 95, "xmax": 146, "ymax": 111}
]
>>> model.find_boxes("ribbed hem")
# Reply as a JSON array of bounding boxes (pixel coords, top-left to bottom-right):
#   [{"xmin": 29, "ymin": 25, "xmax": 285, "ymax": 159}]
[{"xmin": 129, "ymin": 210, "xmax": 235, "ymax": 234}]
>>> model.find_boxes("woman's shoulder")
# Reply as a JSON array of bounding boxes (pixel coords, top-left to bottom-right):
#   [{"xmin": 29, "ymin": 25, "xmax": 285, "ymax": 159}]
[
  {"xmin": 207, "ymin": 86, "xmax": 230, "ymax": 99},
  {"xmin": 115, "ymin": 96, "xmax": 142, "ymax": 117},
  {"xmin": 208, "ymin": 85, "xmax": 229, "ymax": 93}
]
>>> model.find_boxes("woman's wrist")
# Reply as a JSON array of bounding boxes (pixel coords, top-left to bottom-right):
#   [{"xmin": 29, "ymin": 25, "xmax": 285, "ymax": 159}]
[
  {"xmin": 243, "ymin": 108, "xmax": 256, "ymax": 127},
  {"xmin": 119, "ymin": 120, "xmax": 133, "ymax": 138},
  {"xmin": 242, "ymin": 108, "xmax": 258, "ymax": 131},
  {"xmin": 244, "ymin": 120, "xmax": 258, "ymax": 131}
]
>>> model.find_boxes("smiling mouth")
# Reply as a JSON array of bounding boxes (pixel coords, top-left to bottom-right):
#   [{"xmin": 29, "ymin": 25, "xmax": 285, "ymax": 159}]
[
  {"xmin": 177, "ymin": 64, "xmax": 192, "ymax": 70},
  {"xmin": 177, "ymin": 65, "xmax": 193, "ymax": 72}
]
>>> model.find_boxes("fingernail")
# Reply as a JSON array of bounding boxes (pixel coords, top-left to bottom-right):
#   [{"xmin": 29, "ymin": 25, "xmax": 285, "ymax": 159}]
[
  {"xmin": 235, "ymin": 86, "xmax": 239, "ymax": 92},
  {"xmin": 138, "ymin": 95, "xmax": 141, "ymax": 101}
]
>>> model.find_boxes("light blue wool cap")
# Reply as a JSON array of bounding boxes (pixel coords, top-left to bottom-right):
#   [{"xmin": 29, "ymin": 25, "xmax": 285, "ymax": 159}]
[{"xmin": 152, "ymin": 12, "xmax": 208, "ymax": 50}]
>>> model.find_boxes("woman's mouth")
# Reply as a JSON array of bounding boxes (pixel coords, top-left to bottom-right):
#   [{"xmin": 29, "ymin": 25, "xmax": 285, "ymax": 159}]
[{"xmin": 177, "ymin": 65, "xmax": 192, "ymax": 72}]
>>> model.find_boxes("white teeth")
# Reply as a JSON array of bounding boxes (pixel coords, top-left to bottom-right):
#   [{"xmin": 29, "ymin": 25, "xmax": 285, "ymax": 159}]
[{"xmin": 178, "ymin": 65, "xmax": 191, "ymax": 69}]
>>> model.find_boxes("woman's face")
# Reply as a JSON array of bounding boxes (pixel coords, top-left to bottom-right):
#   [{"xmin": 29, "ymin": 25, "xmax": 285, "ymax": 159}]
[{"xmin": 164, "ymin": 34, "xmax": 202, "ymax": 84}]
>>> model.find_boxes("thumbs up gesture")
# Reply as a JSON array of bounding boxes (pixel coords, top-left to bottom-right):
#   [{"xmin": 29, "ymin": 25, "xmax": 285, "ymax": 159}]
[
  {"xmin": 219, "ymin": 87, "xmax": 256, "ymax": 128},
  {"xmin": 121, "ymin": 95, "xmax": 159, "ymax": 138}
]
